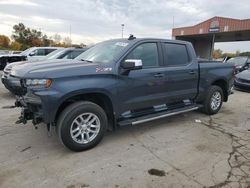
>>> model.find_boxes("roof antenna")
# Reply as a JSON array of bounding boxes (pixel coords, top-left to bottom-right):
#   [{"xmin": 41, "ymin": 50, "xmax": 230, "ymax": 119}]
[{"xmin": 128, "ymin": 34, "xmax": 136, "ymax": 40}]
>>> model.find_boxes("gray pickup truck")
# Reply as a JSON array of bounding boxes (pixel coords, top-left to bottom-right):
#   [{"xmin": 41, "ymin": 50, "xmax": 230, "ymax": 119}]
[{"xmin": 10, "ymin": 37, "xmax": 235, "ymax": 151}]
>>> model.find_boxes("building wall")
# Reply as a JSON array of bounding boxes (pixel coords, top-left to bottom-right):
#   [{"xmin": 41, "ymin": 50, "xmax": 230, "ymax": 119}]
[
  {"xmin": 172, "ymin": 16, "xmax": 250, "ymax": 59},
  {"xmin": 193, "ymin": 40, "xmax": 212, "ymax": 59},
  {"xmin": 172, "ymin": 16, "xmax": 250, "ymax": 37}
]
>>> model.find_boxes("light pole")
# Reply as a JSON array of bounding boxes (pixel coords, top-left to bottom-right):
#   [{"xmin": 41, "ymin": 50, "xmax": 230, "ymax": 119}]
[{"xmin": 121, "ymin": 24, "xmax": 125, "ymax": 38}]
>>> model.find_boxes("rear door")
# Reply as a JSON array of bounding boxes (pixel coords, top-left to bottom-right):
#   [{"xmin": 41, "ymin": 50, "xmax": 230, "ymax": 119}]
[{"xmin": 161, "ymin": 42, "xmax": 199, "ymax": 102}]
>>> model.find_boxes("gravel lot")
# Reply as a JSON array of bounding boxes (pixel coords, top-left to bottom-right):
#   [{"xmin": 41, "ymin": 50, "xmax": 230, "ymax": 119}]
[{"xmin": 0, "ymin": 71, "xmax": 249, "ymax": 188}]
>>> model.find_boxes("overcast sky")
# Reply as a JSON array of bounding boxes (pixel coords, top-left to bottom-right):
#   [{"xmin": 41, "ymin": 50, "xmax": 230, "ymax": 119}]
[{"xmin": 0, "ymin": 0, "xmax": 249, "ymax": 52}]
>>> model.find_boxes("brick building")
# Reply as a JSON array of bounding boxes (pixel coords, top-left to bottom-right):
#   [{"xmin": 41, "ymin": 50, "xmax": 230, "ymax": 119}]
[{"xmin": 172, "ymin": 17, "xmax": 250, "ymax": 59}]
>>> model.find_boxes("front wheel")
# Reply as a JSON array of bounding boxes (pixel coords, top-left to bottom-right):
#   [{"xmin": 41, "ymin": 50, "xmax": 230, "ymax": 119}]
[
  {"xmin": 57, "ymin": 101, "xmax": 107, "ymax": 152},
  {"xmin": 202, "ymin": 86, "xmax": 224, "ymax": 115}
]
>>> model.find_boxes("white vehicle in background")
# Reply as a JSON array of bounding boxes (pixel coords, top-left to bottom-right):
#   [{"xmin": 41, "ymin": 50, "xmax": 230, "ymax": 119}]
[
  {"xmin": 21, "ymin": 47, "xmax": 63, "ymax": 61},
  {"xmin": 0, "ymin": 47, "xmax": 62, "ymax": 70}
]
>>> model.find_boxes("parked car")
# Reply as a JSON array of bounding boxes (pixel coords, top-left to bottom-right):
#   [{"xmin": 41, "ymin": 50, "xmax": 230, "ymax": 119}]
[
  {"xmin": 226, "ymin": 56, "xmax": 250, "ymax": 73},
  {"xmin": 0, "ymin": 50, "xmax": 9, "ymax": 55},
  {"xmin": 0, "ymin": 47, "xmax": 61, "ymax": 70},
  {"xmin": 12, "ymin": 37, "xmax": 234, "ymax": 151},
  {"xmin": 2, "ymin": 48, "xmax": 88, "ymax": 94},
  {"xmin": 0, "ymin": 53, "xmax": 27, "ymax": 70},
  {"xmin": 21, "ymin": 46, "xmax": 62, "ymax": 61},
  {"xmin": 234, "ymin": 68, "xmax": 250, "ymax": 91},
  {"xmin": 41, "ymin": 48, "xmax": 88, "ymax": 60}
]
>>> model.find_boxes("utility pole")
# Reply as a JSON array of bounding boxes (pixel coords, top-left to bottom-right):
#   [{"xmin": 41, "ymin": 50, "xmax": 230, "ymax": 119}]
[
  {"xmin": 210, "ymin": 34, "xmax": 215, "ymax": 60},
  {"xmin": 172, "ymin": 16, "xmax": 175, "ymax": 28},
  {"xmin": 121, "ymin": 24, "xmax": 125, "ymax": 38},
  {"xmin": 70, "ymin": 24, "xmax": 72, "ymax": 46},
  {"xmin": 172, "ymin": 16, "xmax": 175, "ymax": 39}
]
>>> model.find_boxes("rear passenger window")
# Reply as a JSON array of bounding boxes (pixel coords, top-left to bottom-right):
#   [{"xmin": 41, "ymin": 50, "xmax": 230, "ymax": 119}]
[
  {"xmin": 164, "ymin": 43, "xmax": 189, "ymax": 66},
  {"xmin": 126, "ymin": 43, "xmax": 159, "ymax": 68}
]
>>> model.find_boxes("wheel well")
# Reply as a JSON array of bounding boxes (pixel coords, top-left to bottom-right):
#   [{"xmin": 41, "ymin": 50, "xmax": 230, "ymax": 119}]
[
  {"xmin": 212, "ymin": 80, "xmax": 228, "ymax": 101},
  {"xmin": 55, "ymin": 93, "xmax": 115, "ymax": 130}
]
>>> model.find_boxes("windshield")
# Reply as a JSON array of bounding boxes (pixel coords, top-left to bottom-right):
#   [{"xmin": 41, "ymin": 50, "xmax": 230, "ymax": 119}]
[
  {"xmin": 46, "ymin": 49, "xmax": 66, "ymax": 60},
  {"xmin": 76, "ymin": 40, "xmax": 129, "ymax": 63},
  {"xmin": 227, "ymin": 57, "xmax": 248, "ymax": 66}
]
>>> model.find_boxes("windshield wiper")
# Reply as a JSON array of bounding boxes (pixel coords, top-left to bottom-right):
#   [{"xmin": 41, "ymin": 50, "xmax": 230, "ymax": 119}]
[{"xmin": 80, "ymin": 59, "xmax": 93, "ymax": 63}]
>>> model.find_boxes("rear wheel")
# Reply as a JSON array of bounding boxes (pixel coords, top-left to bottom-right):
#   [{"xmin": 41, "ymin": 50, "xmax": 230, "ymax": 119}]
[
  {"xmin": 202, "ymin": 86, "xmax": 224, "ymax": 115},
  {"xmin": 57, "ymin": 101, "xmax": 107, "ymax": 152}
]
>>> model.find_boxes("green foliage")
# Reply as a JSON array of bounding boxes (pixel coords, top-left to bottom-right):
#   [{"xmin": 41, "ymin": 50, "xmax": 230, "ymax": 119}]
[
  {"xmin": 213, "ymin": 49, "xmax": 250, "ymax": 59},
  {"xmin": 8, "ymin": 23, "xmax": 73, "ymax": 50},
  {"xmin": 239, "ymin": 52, "xmax": 250, "ymax": 56},
  {"xmin": 212, "ymin": 49, "xmax": 223, "ymax": 59},
  {"xmin": 0, "ymin": 35, "xmax": 10, "ymax": 48},
  {"xmin": 11, "ymin": 23, "xmax": 44, "ymax": 50}
]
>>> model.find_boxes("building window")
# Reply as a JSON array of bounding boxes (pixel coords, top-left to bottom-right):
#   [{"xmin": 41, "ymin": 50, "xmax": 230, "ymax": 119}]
[
  {"xmin": 181, "ymin": 30, "xmax": 184, "ymax": 35},
  {"xmin": 199, "ymin": 28, "xmax": 203, "ymax": 34},
  {"xmin": 224, "ymin": 25, "xmax": 229, "ymax": 32}
]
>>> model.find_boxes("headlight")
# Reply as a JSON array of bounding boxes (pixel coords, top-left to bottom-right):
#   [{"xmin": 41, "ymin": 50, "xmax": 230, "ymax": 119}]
[
  {"xmin": 236, "ymin": 65, "xmax": 242, "ymax": 69},
  {"xmin": 10, "ymin": 69, "xmax": 16, "ymax": 76},
  {"xmin": 25, "ymin": 79, "xmax": 52, "ymax": 88}
]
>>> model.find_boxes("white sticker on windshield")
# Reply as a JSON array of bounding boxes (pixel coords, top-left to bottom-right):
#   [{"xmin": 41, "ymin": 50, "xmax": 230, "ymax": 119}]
[{"xmin": 115, "ymin": 42, "xmax": 128, "ymax": 47}]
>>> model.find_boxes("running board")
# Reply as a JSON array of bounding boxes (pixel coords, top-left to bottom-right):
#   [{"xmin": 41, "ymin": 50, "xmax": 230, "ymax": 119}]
[{"xmin": 118, "ymin": 105, "xmax": 201, "ymax": 126}]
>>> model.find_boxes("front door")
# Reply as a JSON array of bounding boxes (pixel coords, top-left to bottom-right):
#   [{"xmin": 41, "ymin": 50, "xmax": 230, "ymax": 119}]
[{"xmin": 117, "ymin": 42, "xmax": 167, "ymax": 114}]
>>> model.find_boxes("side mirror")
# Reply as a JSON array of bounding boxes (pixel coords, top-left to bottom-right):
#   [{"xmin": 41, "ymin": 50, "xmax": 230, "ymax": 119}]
[
  {"xmin": 29, "ymin": 51, "xmax": 36, "ymax": 56},
  {"xmin": 121, "ymin": 59, "xmax": 142, "ymax": 70}
]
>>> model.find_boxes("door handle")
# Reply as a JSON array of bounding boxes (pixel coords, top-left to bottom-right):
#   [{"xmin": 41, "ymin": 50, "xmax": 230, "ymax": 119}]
[
  {"xmin": 154, "ymin": 73, "xmax": 164, "ymax": 78},
  {"xmin": 189, "ymin": 70, "xmax": 195, "ymax": 74}
]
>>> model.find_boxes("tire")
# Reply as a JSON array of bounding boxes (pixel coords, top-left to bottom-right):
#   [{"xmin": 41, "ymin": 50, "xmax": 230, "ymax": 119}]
[
  {"xmin": 202, "ymin": 85, "xmax": 224, "ymax": 115},
  {"xmin": 56, "ymin": 101, "xmax": 107, "ymax": 152}
]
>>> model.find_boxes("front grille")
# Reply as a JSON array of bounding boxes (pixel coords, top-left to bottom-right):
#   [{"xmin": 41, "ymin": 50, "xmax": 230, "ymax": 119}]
[{"xmin": 3, "ymin": 71, "xmax": 9, "ymax": 78}]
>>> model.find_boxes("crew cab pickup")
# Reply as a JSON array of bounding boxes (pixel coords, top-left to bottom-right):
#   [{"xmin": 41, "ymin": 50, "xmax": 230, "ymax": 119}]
[{"xmin": 12, "ymin": 37, "xmax": 235, "ymax": 151}]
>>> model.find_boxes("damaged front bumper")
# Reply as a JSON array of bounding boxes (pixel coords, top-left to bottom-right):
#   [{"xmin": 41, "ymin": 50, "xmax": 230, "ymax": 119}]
[
  {"xmin": 14, "ymin": 87, "xmax": 61, "ymax": 128},
  {"xmin": 15, "ymin": 94, "xmax": 43, "ymax": 125}
]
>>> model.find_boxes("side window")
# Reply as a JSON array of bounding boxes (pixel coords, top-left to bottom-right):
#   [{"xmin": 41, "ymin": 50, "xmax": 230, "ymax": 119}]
[
  {"xmin": 45, "ymin": 49, "xmax": 56, "ymax": 55},
  {"xmin": 126, "ymin": 43, "xmax": 159, "ymax": 68},
  {"xmin": 32, "ymin": 49, "xmax": 46, "ymax": 56},
  {"xmin": 164, "ymin": 43, "xmax": 189, "ymax": 66}
]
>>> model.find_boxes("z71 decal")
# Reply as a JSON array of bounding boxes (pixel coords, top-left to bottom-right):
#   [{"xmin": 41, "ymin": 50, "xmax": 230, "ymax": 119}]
[{"xmin": 96, "ymin": 68, "xmax": 113, "ymax": 73}]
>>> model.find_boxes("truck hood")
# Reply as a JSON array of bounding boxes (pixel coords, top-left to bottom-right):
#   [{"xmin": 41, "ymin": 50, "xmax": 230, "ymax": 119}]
[
  {"xmin": 236, "ymin": 69, "xmax": 250, "ymax": 80},
  {"xmin": 6, "ymin": 59, "xmax": 63, "ymax": 70},
  {"xmin": 10, "ymin": 59, "xmax": 113, "ymax": 78}
]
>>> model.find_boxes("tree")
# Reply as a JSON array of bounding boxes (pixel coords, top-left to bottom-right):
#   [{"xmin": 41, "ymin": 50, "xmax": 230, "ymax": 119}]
[
  {"xmin": 212, "ymin": 49, "xmax": 223, "ymax": 59},
  {"xmin": 30, "ymin": 38, "xmax": 43, "ymax": 46},
  {"xmin": 11, "ymin": 23, "xmax": 44, "ymax": 48},
  {"xmin": 0, "ymin": 35, "xmax": 10, "ymax": 48},
  {"xmin": 3, "ymin": 22, "xmax": 88, "ymax": 50},
  {"xmin": 53, "ymin": 33, "xmax": 62, "ymax": 43},
  {"xmin": 12, "ymin": 23, "xmax": 28, "ymax": 44},
  {"xmin": 236, "ymin": 50, "xmax": 240, "ymax": 56},
  {"xmin": 10, "ymin": 41, "xmax": 22, "ymax": 50},
  {"xmin": 42, "ymin": 35, "xmax": 52, "ymax": 46},
  {"xmin": 239, "ymin": 52, "xmax": 250, "ymax": 56},
  {"xmin": 63, "ymin": 37, "xmax": 72, "ymax": 46}
]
